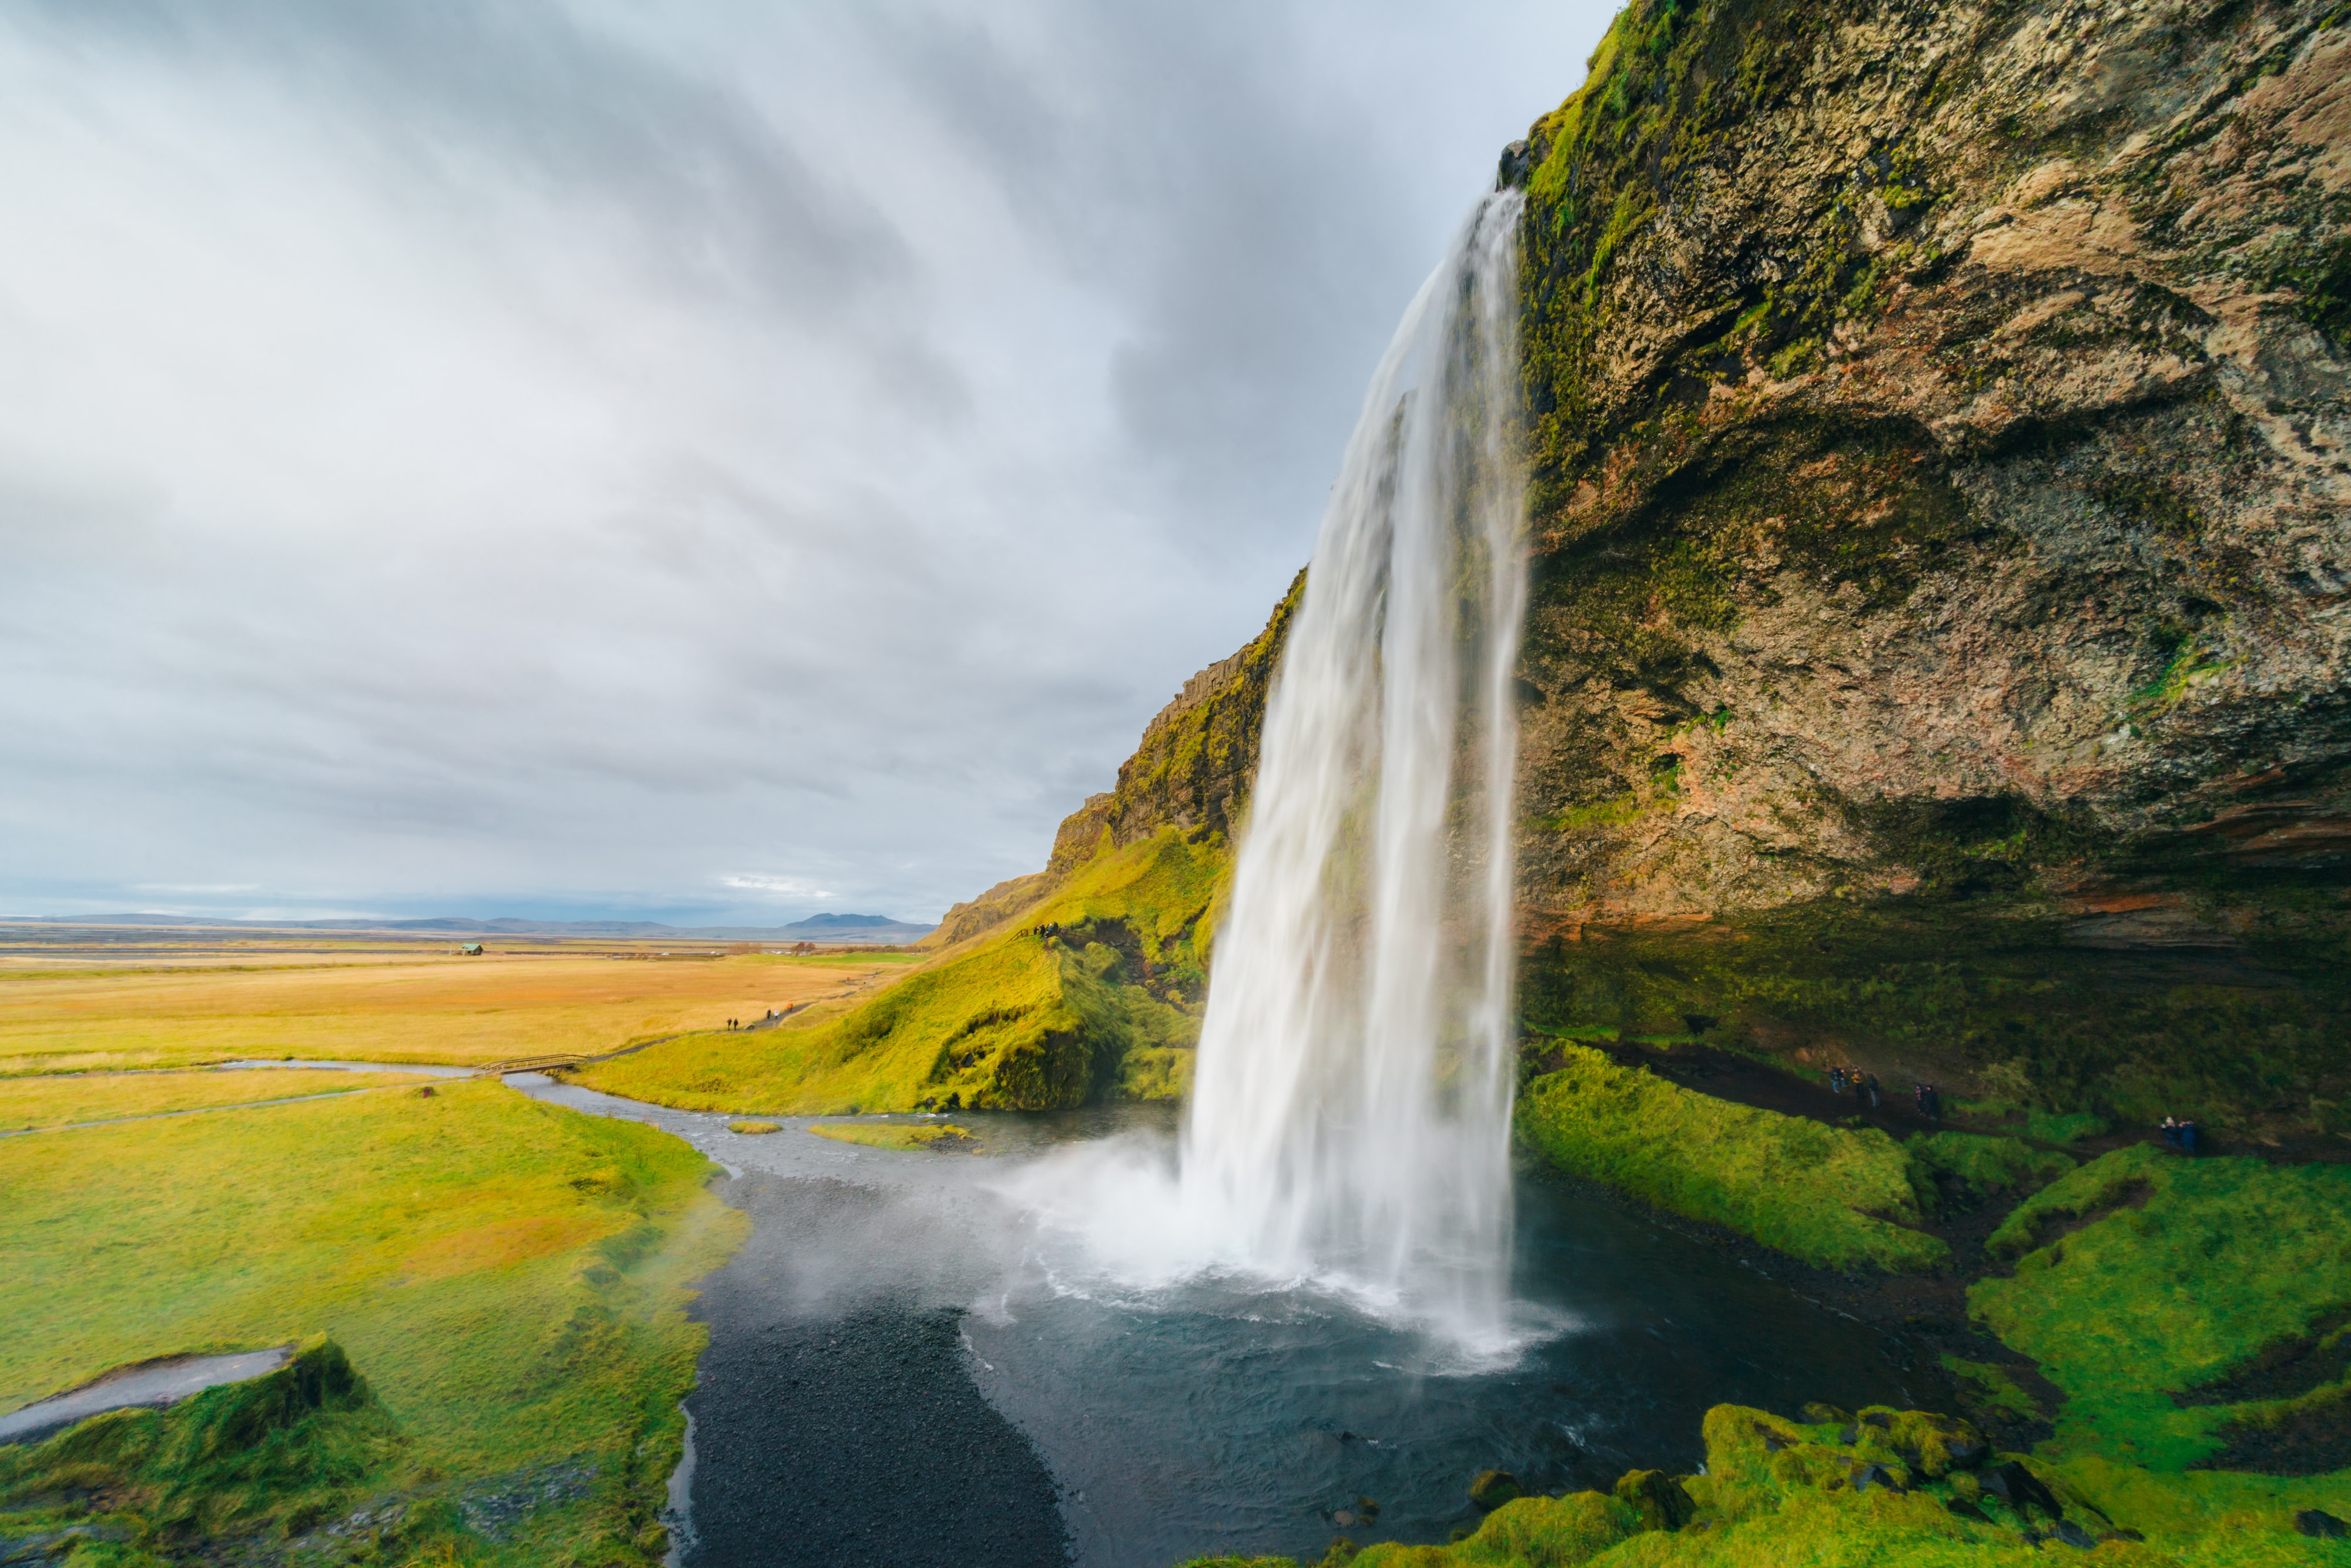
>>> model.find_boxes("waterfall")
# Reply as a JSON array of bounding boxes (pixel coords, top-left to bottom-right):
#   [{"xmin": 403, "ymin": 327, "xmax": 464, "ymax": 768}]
[{"xmin": 1178, "ymin": 189, "xmax": 1528, "ymax": 1335}]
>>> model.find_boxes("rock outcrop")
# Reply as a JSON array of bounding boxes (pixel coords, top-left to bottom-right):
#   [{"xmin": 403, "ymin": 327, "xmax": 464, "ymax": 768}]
[{"xmin": 1501, "ymin": 0, "xmax": 2351, "ymax": 1127}]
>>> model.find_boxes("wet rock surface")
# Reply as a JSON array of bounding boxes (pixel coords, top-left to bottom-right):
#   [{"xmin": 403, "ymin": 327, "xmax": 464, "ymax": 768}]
[{"xmin": 681, "ymin": 1174, "xmax": 1066, "ymax": 1568}]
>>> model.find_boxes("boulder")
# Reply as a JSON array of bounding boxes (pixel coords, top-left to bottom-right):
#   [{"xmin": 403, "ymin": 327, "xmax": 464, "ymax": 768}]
[
  {"xmin": 1946, "ymin": 1497, "xmax": 1990, "ymax": 1523},
  {"xmin": 2052, "ymin": 1519, "xmax": 2095, "ymax": 1549},
  {"xmin": 1612, "ymin": 1469, "xmax": 1696, "ymax": 1530},
  {"xmin": 2300, "ymin": 1510, "xmax": 2350, "ymax": 1539},
  {"xmin": 1849, "ymin": 1463, "xmax": 1906, "ymax": 1496},
  {"xmin": 1468, "ymin": 1470, "xmax": 1519, "ymax": 1511},
  {"xmin": 1980, "ymin": 1460, "xmax": 2064, "ymax": 1520},
  {"xmin": 1801, "ymin": 1402, "xmax": 1851, "ymax": 1425}
]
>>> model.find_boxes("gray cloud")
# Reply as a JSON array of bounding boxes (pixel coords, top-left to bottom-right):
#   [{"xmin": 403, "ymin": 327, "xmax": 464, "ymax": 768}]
[{"xmin": 0, "ymin": 0, "xmax": 1606, "ymax": 926}]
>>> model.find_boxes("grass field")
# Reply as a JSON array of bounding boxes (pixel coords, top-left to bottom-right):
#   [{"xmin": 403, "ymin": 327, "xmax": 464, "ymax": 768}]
[
  {"xmin": 0, "ymin": 1079, "xmax": 744, "ymax": 1563},
  {"xmin": 1974, "ymin": 1144, "xmax": 2351, "ymax": 1470},
  {"xmin": 1515, "ymin": 1044, "xmax": 1948, "ymax": 1272},
  {"xmin": 0, "ymin": 1066, "xmax": 433, "ymax": 1131},
  {"xmin": 0, "ymin": 953, "xmax": 902, "ymax": 1076}
]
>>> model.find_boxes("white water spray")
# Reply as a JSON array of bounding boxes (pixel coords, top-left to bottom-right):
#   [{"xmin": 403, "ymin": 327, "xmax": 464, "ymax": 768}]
[
  {"xmin": 1006, "ymin": 192, "xmax": 1531, "ymax": 1351},
  {"xmin": 1178, "ymin": 190, "xmax": 1528, "ymax": 1331}
]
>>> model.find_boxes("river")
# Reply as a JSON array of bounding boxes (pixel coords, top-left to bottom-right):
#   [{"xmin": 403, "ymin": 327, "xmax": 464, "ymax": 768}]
[{"xmin": 509, "ymin": 1076, "xmax": 1922, "ymax": 1567}]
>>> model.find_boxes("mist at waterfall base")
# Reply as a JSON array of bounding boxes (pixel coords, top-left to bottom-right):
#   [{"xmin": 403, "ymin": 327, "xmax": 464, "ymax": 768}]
[
  {"xmin": 1008, "ymin": 191, "xmax": 1535, "ymax": 1356},
  {"xmin": 520, "ymin": 1082, "xmax": 1921, "ymax": 1567}
]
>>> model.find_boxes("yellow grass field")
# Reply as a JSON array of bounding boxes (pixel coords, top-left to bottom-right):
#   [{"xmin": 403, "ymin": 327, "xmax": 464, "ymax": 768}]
[
  {"xmin": 0, "ymin": 1066, "xmax": 434, "ymax": 1131},
  {"xmin": 0, "ymin": 953, "xmax": 905, "ymax": 1076}
]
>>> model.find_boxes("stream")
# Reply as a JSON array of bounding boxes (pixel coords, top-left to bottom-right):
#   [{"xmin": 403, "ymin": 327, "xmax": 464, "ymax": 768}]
[{"xmin": 508, "ymin": 1076, "xmax": 1923, "ymax": 1567}]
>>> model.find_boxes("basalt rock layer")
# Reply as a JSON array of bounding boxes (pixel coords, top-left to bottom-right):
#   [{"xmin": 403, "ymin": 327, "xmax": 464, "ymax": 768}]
[{"xmin": 1502, "ymin": 0, "xmax": 2351, "ymax": 1129}]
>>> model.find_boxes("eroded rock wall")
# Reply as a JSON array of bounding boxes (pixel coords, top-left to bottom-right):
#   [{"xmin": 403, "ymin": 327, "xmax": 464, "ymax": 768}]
[{"xmin": 1501, "ymin": 0, "xmax": 2351, "ymax": 1124}]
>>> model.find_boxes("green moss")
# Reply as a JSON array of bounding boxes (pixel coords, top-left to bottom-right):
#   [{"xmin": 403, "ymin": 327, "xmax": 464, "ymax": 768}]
[
  {"xmin": 1352, "ymin": 1490, "xmax": 1640, "ymax": 1567},
  {"xmin": 1905, "ymin": 1133, "xmax": 2073, "ymax": 1209},
  {"xmin": 1516, "ymin": 1043, "xmax": 1946, "ymax": 1272},
  {"xmin": 0, "ymin": 1339, "xmax": 394, "ymax": 1547},
  {"xmin": 805, "ymin": 1120, "xmax": 975, "ymax": 1152},
  {"xmin": 1972, "ymin": 1145, "xmax": 2351, "ymax": 1469},
  {"xmin": 2022, "ymin": 1110, "xmax": 2108, "ymax": 1146},
  {"xmin": 1517, "ymin": 891, "xmax": 2351, "ymax": 1131}
]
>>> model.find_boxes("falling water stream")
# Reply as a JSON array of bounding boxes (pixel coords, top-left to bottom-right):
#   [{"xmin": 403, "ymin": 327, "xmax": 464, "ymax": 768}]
[
  {"xmin": 1003, "ymin": 192, "xmax": 1536, "ymax": 1352},
  {"xmin": 1180, "ymin": 190, "xmax": 1528, "ymax": 1339}
]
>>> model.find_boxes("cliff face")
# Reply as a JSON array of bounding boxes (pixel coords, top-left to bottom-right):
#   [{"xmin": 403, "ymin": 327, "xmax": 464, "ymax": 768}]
[{"xmin": 1503, "ymin": 0, "xmax": 2351, "ymax": 1127}]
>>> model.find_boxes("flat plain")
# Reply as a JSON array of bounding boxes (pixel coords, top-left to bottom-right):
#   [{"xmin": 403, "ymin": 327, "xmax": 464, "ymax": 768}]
[
  {"xmin": 0, "ymin": 1066, "xmax": 433, "ymax": 1131},
  {"xmin": 0, "ymin": 927, "xmax": 913, "ymax": 1075}
]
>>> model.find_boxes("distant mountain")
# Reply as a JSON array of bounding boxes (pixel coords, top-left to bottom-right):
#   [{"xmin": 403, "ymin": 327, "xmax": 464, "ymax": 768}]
[{"xmin": 11, "ymin": 912, "xmax": 936, "ymax": 944}]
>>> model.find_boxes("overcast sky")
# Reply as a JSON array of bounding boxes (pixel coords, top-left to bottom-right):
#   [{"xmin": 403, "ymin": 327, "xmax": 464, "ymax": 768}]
[{"xmin": 0, "ymin": 0, "xmax": 1607, "ymax": 928}]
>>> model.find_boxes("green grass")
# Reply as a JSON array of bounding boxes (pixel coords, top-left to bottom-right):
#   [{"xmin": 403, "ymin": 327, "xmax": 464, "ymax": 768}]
[
  {"xmin": 1516, "ymin": 1044, "xmax": 1947, "ymax": 1272},
  {"xmin": 2025, "ymin": 1110, "xmax": 2109, "ymax": 1145},
  {"xmin": 1904, "ymin": 1132, "xmax": 2072, "ymax": 1210},
  {"xmin": 0, "ymin": 1067, "xmax": 435, "ymax": 1130},
  {"xmin": 575, "ymin": 827, "xmax": 1226, "ymax": 1114},
  {"xmin": 1972, "ymin": 1144, "xmax": 2351, "ymax": 1469},
  {"xmin": 0, "ymin": 1081, "xmax": 744, "ymax": 1564},
  {"xmin": 806, "ymin": 1120, "xmax": 977, "ymax": 1151},
  {"xmin": 0, "ymin": 1337, "xmax": 401, "ymax": 1556}
]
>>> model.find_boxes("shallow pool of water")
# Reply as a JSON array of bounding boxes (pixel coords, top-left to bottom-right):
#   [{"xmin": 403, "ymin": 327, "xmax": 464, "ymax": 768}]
[{"xmin": 510, "ymin": 1080, "xmax": 1923, "ymax": 1566}]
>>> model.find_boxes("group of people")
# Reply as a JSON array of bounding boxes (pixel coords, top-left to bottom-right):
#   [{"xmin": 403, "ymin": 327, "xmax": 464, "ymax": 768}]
[
  {"xmin": 2161, "ymin": 1115, "xmax": 2202, "ymax": 1153},
  {"xmin": 1825, "ymin": 1066, "xmax": 1946, "ymax": 1121},
  {"xmin": 1827, "ymin": 1064, "xmax": 1883, "ymax": 1108},
  {"xmin": 722, "ymin": 1009, "xmax": 788, "ymax": 1033}
]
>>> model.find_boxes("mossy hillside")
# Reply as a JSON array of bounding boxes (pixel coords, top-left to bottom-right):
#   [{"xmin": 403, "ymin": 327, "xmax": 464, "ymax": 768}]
[
  {"xmin": 0, "ymin": 1081, "xmax": 743, "ymax": 1564},
  {"xmin": 573, "ymin": 826, "xmax": 1228, "ymax": 1114},
  {"xmin": 1516, "ymin": 892, "xmax": 2351, "ymax": 1133},
  {"xmin": 0, "ymin": 1338, "xmax": 410, "ymax": 1555},
  {"xmin": 1904, "ymin": 1132, "xmax": 2074, "ymax": 1212},
  {"xmin": 1972, "ymin": 1144, "xmax": 2351, "ymax": 1470},
  {"xmin": 1516, "ymin": 1043, "xmax": 1945, "ymax": 1272}
]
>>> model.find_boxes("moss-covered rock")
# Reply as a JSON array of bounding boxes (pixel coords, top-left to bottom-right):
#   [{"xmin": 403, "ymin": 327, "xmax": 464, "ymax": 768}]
[{"xmin": 1516, "ymin": 1041, "xmax": 1947, "ymax": 1271}]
